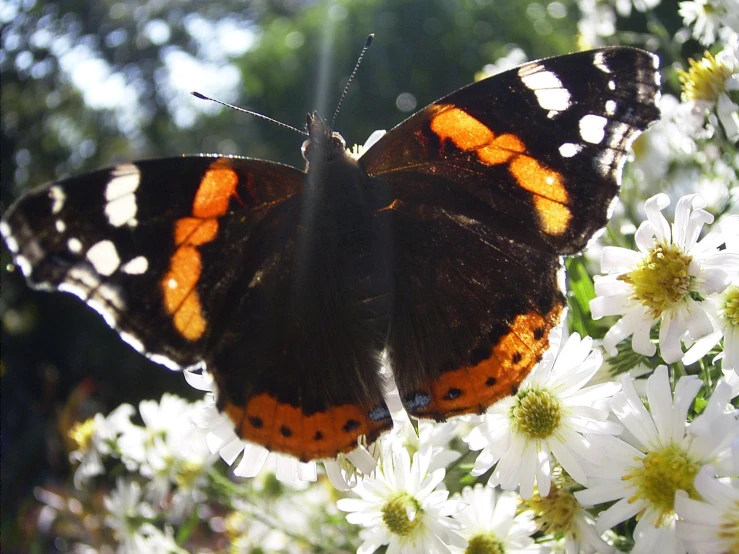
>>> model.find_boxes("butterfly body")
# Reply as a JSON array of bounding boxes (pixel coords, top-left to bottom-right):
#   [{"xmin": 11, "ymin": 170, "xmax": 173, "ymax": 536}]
[{"xmin": 1, "ymin": 47, "xmax": 661, "ymax": 461}]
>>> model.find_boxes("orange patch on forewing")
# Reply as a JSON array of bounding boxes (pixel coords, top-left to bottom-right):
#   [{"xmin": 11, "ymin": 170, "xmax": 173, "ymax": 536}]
[
  {"xmin": 430, "ymin": 106, "xmax": 494, "ymax": 150},
  {"xmin": 160, "ymin": 246, "xmax": 206, "ymax": 340},
  {"xmin": 223, "ymin": 393, "xmax": 392, "ymax": 461},
  {"xmin": 532, "ymin": 197, "xmax": 571, "ymax": 235},
  {"xmin": 509, "ymin": 156, "xmax": 567, "ymax": 202},
  {"xmin": 174, "ymin": 217, "xmax": 219, "ymax": 246},
  {"xmin": 479, "ymin": 134, "xmax": 526, "ymax": 165},
  {"xmin": 409, "ymin": 306, "xmax": 565, "ymax": 420},
  {"xmin": 162, "ymin": 162, "xmax": 242, "ymax": 341},
  {"xmin": 192, "ymin": 167, "xmax": 239, "ymax": 218},
  {"xmin": 428, "ymin": 109, "xmax": 571, "ymax": 236}
]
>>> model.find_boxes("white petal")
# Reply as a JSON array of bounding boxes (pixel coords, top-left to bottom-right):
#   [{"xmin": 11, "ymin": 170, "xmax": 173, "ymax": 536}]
[
  {"xmin": 643, "ymin": 194, "xmax": 671, "ymax": 243},
  {"xmin": 347, "ymin": 446, "xmax": 378, "ymax": 475},
  {"xmin": 700, "ymin": 267, "xmax": 732, "ymax": 294},
  {"xmin": 601, "ymin": 246, "xmax": 641, "ymax": 272},
  {"xmin": 549, "ymin": 437, "xmax": 588, "ymax": 484},
  {"xmin": 659, "ymin": 311, "xmax": 686, "ymax": 364},
  {"xmin": 233, "ymin": 443, "xmax": 269, "ymax": 477},
  {"xmin": 682, "ymin": 330, "xmax": 723, "ymax": 366},
  {"xmin": 596, "ymin": 496, "xmax": 645, "ymax": 533}
]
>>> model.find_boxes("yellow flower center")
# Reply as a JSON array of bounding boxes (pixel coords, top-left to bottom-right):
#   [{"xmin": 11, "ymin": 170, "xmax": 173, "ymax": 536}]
[
  {"xmin": 69, "ymin": 418, "xmax": 96, "ymax": 452},
  {"xmin": 175, "ymin": 459, "xmax": 204, "ymax": 489},
  {"xmin": 721, "ymin": 285, "xmax": 739, "ymax": 328},
  {"xmin": 382, "ymin": 493, "xmax": 423, "ymax": 536},
  {"xmin": 528, "ymin": 483, "xmax": 580, "ymax": 538},
  {"xmin": 465, "ymin": 533, "xmax": 506, "ymax": 554},
  {"xmin": 679, "ymin": 51, "xmax": 732, "ymax": 103},
  {"xmin": 621, "ymin": 240, "xmax": 693, "ymax": 317},
  {"xmin": 511, "ymin": 389, "xmax": 563, "ymax": 440},
  {"xmin": 624, "ymin": 443, "xmax": 699, "ymax": 527}
]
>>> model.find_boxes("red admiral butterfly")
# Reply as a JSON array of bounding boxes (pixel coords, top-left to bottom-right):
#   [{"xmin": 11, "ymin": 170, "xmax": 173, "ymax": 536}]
[{"xmin": 1, "ymin": 46, "xmax": 660, "ymax": 462}]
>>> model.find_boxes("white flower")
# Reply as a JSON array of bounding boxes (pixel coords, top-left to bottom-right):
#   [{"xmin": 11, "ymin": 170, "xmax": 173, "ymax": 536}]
[
  {"xmin": 465, "ymin": 329, "xmax": 623, "ymax": 499},
  {"xmin": 682, "ymin": 279, "xmax": 739, "ymax": 373},
  {"xmin": 675, "ymin": 465, "xmax": 739, "ymax": 554},
  {"xmin": 591, "ymin": 194, "xmax": 739, "ymax": 364},
  {"xmin": 185, "ymin": 368, "xmax": 378, "ymax": 490},
  {"xmin": 679, "ymin": 47, "xmax": 739, "ymax": 142},
  {"xmin": 679, "ymin": 0, "xmax": 739, "ymax": 45},
  {"xmin": 575, "ymin": 367, "xmax": 739, "ymax": 554},
  {"xmin": 449, "ymin": 484, "xmax": 544, "ymax": 554},
  {"xmin": 614, "ymin": 0, "xmax": 661, "ymax": 17},
  {"xmin": 103, "ymin": 479, "xmax": 158, "ymax": 554},
  {"xmin": 527, "ymin": 478, "xmax": 615, "ymax": 554},
  {"xmin": 69, "ymin": 404, "xmax": 136, "ymax": 487},
  {"xmin": 336, "ymin": 447, "xmax": 465, "ymax": 554}
]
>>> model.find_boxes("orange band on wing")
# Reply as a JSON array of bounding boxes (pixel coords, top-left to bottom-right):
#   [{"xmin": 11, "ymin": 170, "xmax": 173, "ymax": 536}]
[
  {"xmin": 407, "ymin": 304, "xmax": 565, "ymax": 420},
  {"xmin": 192, "ymin": 167, "xmax": 239, "ymax": 218},
  {"xmin": 429, "ymin": 105, "xmax": 571, "ymax": 236},
  {"xmin": 161, "ymin": 162, "xmax": 240, "ymax": 341},
  {"xmin": 223, "ymin": 393, "xmax": 392, "ymax": 461}
]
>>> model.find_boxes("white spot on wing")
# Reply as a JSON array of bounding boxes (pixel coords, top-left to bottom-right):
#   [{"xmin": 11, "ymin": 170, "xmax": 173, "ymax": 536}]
[
  {"xmin": 518, "ymin": 66, "xmax": 571, "ymax": 112},
  {"xmin": 0, "ymin": 221, "xmax": 19, "ymax": 253},
  {"xmin": 167, "ymin": 278, "xmax": 178, "ymax": 289},
  {"xmin": 105, "ymin": 163, "xmax": 140, "ymax": 228},
  {"xmin": 86, "ymin": 240, "xmax": 121, "ymax": 276},
  {"xmin": 15, "ymin": 255, "xmax": 32, "ymax": 277},
  {"xmin": 605, "ymin": 100, "xmax": 617, "ymax": 115},
  {"xmin": 49, "ymin": 186, "xmax": 66, "ymax": 214},
  {"xmin": 593, "ymin": 51, "xmax": 611, "ymax": 73},
  {"xmin": 120, "ymin": 331, "xmax": 145, "ymax": 354},
  {"xmin": 55, "ymin": 220, "xmax": 67, "ymax": 233},
  {"xmin": 62, "ymin": 266, "xmax": 125, "ymax": 327},
  {"xmin": 121, "ymin": 256, "xmax": 149, "ymax": 275},
  {"xmin": 579, "ymin": 114, "xmax": 608, "ymax": 144},
  {"xmin": 559, "ymin": 143, "xmax": 581, "ymax": 158},
  {"xmin": 68, "ymin": 238, "xmax": 83, "ymax": 253}
]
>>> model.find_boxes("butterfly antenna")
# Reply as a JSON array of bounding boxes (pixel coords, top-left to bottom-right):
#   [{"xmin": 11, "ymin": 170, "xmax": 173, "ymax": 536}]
[
  {"xmin": 331, "ymin": 34, "xmax": 374, "ymax": 130},
  {"xmin": 191, "ymin": 92, "xmax": 308, "ymax": 137}
]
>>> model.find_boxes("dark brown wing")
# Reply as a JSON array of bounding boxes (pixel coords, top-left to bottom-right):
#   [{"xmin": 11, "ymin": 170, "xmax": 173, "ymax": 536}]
[
  {"xmin": 359, "ymin": 47, "xmax": 661, "ymax": 419},
  {"xmin": 1, "ymin": 155, "xmax": 392, "ymax": 460}
]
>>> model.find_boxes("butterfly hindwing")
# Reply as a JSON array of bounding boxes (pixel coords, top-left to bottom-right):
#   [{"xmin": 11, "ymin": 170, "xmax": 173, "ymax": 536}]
[{"xmin": 359, "ymin": 47, "xmax": 660, "ymax": 419}]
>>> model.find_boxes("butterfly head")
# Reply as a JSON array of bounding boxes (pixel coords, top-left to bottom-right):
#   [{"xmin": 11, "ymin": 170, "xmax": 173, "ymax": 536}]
[{"xmin": 301, "ymin": 112, "xmax": 348, "ymax": 170}]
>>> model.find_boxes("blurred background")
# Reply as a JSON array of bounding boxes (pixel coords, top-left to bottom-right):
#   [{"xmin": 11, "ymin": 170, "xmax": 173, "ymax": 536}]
[{"xmin": 1, "ymin": 0, "xmax": 686, "ymax": 551}]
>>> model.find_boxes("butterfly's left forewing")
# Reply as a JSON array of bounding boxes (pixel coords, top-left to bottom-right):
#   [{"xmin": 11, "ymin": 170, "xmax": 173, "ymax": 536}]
[
  {"xmin": 2, "ymin": 156, "xmax": 305, "ymax": 369},
  {"xmin": 360, "ymin": 47, "xmax": 661, "ymax": 419}
]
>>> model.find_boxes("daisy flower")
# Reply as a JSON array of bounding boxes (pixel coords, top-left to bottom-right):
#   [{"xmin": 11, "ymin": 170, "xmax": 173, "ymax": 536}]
[
  {"xmin": 678, "ymin": 47, "xmax": 739, "ymax": 142},
  {"xmin": 675, "ymin": 465, "xmax": 739, "ymax": 554},
  {"xmin": 465, "ymin": 329, "xmax": 623, "ymax": 499},
  {"xmin": 679, "ymin": 0, "xmax": 739, "ymax": 46},
  {"xmin": 450, "ymin": 484, "xmax": 543, "ymax": 554},
  {"xmin": 103, "ymin": 479, "xmax": 158, "ymax": 554},
  {"xmin": 682, "ymin": 279, "xmax": 739, "ymax": 373},
  {"xmin": 69, "ymin": 403, "xmax": 136, "ymax": 487},
  {"xmin": 527, "ymin": 476, "xmax": 614, "ymax": 554},
  {"xmin": 591, "ymin": 193, "xmax": 739, "ymax": 364},
  {"xmin": 574, "ymin": 367, "xmax": 739, "ymax": 553},
  {"xmin": 185, "ymin": 368, "xmax": 378, "ymax": 490},
  {"xmin": 336, "ymin": 447, "xmax": 465, "ymax": 554}
]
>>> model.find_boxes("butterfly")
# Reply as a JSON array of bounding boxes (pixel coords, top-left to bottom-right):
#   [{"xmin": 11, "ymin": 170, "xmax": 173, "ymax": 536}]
[{"xmin": 1, "ymin": 46, "xmax": 661, "ymax": 462}]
